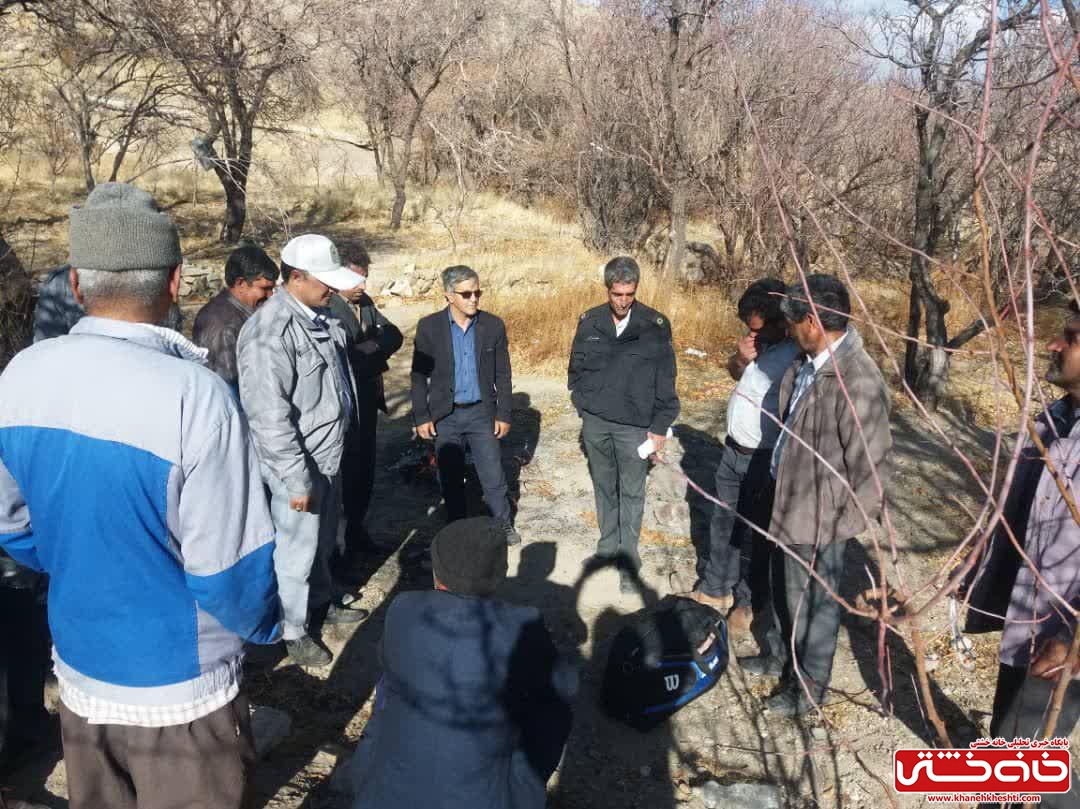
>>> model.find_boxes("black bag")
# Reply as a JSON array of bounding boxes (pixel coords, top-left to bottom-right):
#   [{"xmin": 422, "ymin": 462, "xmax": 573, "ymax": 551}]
[{"xmin": 602, "ymin": 595, "xmax": 728, "ymax": 731}]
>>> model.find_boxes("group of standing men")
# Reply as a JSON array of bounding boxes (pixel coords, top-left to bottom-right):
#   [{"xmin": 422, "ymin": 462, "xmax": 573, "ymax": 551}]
[{"xmin": 1, "ymin": 178, "xmax": 1078, "ymax": 809}]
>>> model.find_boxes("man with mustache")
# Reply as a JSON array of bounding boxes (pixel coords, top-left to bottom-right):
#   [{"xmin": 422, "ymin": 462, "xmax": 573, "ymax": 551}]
[
  {"xmin": 238, "ymin": 234, "xmax": 370, "ymax": 667},
  {"xmin": 965, "ymin": 306, "xmax": 1080, "ymax": 798},
  {"xmin": 192, "ymin": 243, "xmax": 279, "ymax": 391}
]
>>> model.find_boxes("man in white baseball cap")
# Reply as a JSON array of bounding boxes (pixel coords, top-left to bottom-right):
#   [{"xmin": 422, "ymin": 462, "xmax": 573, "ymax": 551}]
[{"xmin": 237, "ymin": 234, "xmax": 369, "ymax": 667}]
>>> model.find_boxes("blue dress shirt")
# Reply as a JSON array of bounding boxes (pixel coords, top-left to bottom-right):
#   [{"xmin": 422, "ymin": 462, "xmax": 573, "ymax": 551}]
[{"xmin": 449, "ymin": 309, "xmax": 482, "ymax": 404}]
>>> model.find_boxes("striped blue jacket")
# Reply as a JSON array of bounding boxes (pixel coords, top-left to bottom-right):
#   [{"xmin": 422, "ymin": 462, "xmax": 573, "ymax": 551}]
[{"xmin": 0, "ymin": 317, "xmax": 281, "ymax": 710}]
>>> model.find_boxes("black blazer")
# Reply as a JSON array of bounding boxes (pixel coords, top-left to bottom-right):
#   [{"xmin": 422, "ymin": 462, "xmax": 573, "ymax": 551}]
[
  {"xmin": 328, "ymin": 293, "xmax": 404, "ymax": 414},
  {"xmin": 411, "ymin": 308, "xmax": 512, "ymax": 426}
]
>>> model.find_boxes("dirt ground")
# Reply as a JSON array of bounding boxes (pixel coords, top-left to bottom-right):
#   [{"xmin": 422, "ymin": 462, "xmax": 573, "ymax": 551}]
[{"xmin": 10, "ymin": 296, "xmax": 1079, "ymax": 809}]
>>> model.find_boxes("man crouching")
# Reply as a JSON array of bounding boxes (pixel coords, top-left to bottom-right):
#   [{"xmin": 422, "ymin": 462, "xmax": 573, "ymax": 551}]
[{"xmin": 353, "ymin": 517, "xmax": 578, "ymax": 809}]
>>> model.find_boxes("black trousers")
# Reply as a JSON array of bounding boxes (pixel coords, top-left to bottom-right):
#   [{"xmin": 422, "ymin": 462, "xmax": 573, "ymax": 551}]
[
  {"xmin": 341, "ymin": 404, "xmax": 379, "ymax": 553},
  {"xmin": 981, "ymin": 665, "xmax": 1080, "ymax": 809},
  {"xmin": 760, "ymin": 540, "xmax": 846, "ymax": 704},
  {"xmin": 0, "ymin": 584, "xmax": 51, "ymax": 773},
  {"xmin": 434, "ymin": 404, "xmax": 511, "ymax": 526}
]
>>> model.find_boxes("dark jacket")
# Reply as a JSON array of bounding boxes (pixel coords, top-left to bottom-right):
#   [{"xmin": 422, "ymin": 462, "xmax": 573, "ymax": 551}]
[
  {"xmin": 567, "ymin": 301, "xmax": 680, "ymax": 434},
  {"xmin": 411, "ymin": 308, "xmax": 512, "ymax": 426},
  {"xmin": 191, "ymin": 289, "xmax": 254, "ymax": 388},
  {"xmin": 356, "ymin": 589, "xmax": 578, "ymax": 809},
  {"xmin": 328, "ymin": 293, "xmax": 403, "ymax": 414},
  {"xmin": 32, "ymin": 266, "xmax": 81, "ymax": 343}
]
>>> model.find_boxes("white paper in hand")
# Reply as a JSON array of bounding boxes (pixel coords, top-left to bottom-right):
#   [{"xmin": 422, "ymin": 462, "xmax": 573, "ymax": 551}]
[{"xmin": 637, "ymin": 427, "xmax": 674, "ymax": 460}]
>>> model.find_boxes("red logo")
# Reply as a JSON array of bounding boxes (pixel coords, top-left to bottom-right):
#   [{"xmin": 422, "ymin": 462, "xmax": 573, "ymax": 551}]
[{"xmin": 894, "ymin": 748, "xmax": 1071, "ymax": 793}]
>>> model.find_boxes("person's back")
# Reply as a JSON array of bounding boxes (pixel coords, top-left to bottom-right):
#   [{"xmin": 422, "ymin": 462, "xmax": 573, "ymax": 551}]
[
  {"xmin": 355, "ymin": 519, "xmax": 576, "ymax": 809},
  {"xmin": 0, "ymin": 182, "xmax": 279, "ymax": 809},
  {"xmin": 0, "ymin": 323, "xmax": 279, "ymax": 697}
]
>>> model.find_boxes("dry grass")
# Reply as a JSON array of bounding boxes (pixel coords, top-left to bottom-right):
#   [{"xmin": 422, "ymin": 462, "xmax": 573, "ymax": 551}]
[{"xmin": 487, "ymin": 276, "xmax": 744, "ymax": 377}]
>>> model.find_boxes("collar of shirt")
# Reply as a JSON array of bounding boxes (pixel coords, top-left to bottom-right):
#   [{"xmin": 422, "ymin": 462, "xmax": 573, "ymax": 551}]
[
  {"xmin": 807, "ymin": 329, "xmax": 849, "ymax": 372},
  {"xmin": 447, "ymin": 307, "xmax": 476, "ymax": 333},
  {"xmin": 291, "ymin": 296, "xmax": 331, "ymax": 328},
  {"xmin": 614, "ymin": 307, "xmax": 631, "ymax": 337}
]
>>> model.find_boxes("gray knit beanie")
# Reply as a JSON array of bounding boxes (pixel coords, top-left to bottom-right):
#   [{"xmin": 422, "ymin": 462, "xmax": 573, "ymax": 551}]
[{"xmin": 68, "ymin": 182, "xmax": 182, "ymax": 272}]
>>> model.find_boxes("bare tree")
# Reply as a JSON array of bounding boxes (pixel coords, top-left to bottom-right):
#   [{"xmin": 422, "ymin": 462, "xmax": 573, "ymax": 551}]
[
  {"xmin": 100, "ymin": 0, "xmax": 322, "ymax": 242},
  {"xmin": 340, "ymin": 0, "xmax": 486, "ymax": 230},
  {"xmin": 865, "ymin": 1, "xmax": 1041, "ymax": 409},
  {"xmin": 31, "ymin": 12, "xmax": 177, "ymax": 193}
]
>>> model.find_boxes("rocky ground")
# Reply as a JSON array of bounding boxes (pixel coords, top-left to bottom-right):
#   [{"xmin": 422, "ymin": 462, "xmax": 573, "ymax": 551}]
[{"xmin": 12, "ymin": 297, "xmax": 1078, "ymax": 809}]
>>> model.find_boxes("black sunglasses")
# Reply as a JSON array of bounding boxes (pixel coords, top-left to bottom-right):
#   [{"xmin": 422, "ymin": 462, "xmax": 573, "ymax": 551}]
[{"xmin": 455, "ymin": 290, "xmax": 483, "ymax": 300}]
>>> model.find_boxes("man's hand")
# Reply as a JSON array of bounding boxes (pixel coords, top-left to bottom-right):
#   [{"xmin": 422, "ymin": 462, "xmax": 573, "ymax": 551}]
[
  {"xmin": 417, "ymin": 421, "xmax": 437, "ymax": 440},
  {"xmin": 648, "ymin": 432, "xmax": 667, "ymax": 461},
  {"xmin": 341, "ymin": 282, "xmax": 366, "ymax": 304},
  {"xmin": 494, "ymin": 420, "xmax": 511, "ymax": 439},
  {"xmin": 736, "ymin": 334, "xmax": 758, "ymax": 365},
  {"xmin": 289, "ymin": 495, "xmax": 313, "ymax": 513},
  {"xmin": 1030, "ymin": 637, "xmax": 1080, "ymax": 681}
]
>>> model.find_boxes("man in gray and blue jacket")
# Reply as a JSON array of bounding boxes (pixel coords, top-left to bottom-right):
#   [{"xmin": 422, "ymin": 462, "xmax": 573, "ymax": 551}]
[
  {"xmin": 0, "ymin": 182, "xmax": 282, "ymax": 809},
  {"xmin": 238, "ymin": 233, "xmax": 370, "ymax": 667}
]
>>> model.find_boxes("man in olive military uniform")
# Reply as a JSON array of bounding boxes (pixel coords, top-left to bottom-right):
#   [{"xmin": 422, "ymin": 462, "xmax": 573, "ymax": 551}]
[{"xmin": 568, "ymin": 256, "xmax": 679, "ymax": 593}]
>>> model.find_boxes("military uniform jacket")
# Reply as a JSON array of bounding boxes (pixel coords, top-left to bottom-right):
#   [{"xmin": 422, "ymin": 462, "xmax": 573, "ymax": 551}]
[{"xmin": 567, "ymin": 301, "xmax": 679, "ymax": 434}]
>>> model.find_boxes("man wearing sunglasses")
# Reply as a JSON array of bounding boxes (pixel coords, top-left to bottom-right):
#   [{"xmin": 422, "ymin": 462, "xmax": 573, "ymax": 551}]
[{"xmin": 411, "ymin": 266, "xmax": 519, "ymax": 546}]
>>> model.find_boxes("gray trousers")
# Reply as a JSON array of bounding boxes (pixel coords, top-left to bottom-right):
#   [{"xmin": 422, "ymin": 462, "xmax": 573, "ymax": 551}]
[
  {"xmin": 59, "ymin": 696, "xmax": 254, "ymax": 809},
  {"xmin": 581, "ymin": 412, "xmax": 649, "ymax": 573},
  {"xmin": 701, "ymin": 440, "xmax": 775, "ymax": 602},
  {"xmin": 761, "ymin": 540, "xmax": 846, "ymax": 704},
  {"xmin": 265, "ymin": 471, "xmax": 340, "ymax": 641},
  {"xmin": 982, "ymin": 665, "xmax": 1080, "ymax": 809}
]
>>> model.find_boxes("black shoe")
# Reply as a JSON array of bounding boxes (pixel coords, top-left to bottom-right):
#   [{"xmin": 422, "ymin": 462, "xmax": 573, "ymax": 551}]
[
  {"xmin": 504, "ymin": 525, "xmax": 521, "ymax": 546},
  {"xmin": 765, "ymin": 688, "xmax": 816, "ymax": 718},
  {"xmin": 286, "ymin": 636, "xmax": 332, "ymax": 666},
  {"xmin": 324, "ymin": 603, "xmax": 370, "ymax": 624},
  {"xmin": 738, "ymin": 655, "xmax": 784, "ymax": 678}
]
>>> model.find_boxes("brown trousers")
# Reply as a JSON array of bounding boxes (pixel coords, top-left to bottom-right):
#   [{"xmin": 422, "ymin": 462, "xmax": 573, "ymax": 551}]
[{"xmin": 59, "ymin": 695, "xmax": 255, "ymax": 809}]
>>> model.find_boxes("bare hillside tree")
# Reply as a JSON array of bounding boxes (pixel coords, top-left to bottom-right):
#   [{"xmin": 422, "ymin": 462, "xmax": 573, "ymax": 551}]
[
  {"xmin": 31, "ymin": 11, "xmax": 176, "ymax": 193},
  {"xmin": 340, "ymin": 0, "xmax": 487, "ymax": 230},
  {"xmin": 97, "ymin": 0, "xmax": 322, "ymax": 242},
  {"xmin": 867, "ymin": 0, "xmax": 1041, "ymax": 409}
]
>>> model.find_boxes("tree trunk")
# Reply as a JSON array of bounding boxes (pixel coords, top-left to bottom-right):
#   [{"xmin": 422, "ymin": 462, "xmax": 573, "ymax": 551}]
[
  {"xmin": 215, "ymin": 135, "xmax": 251, "ymax": 243},
  {"xmin": 389, "ymin": 110, "xmax": 422, "ymax": 231},
  {"xmin": 80, "ymin": 139, "xmax": 96, "ymax": 194},
  {"xmin": 915, "ymin": 286, "xmax": 950, "ymax": 410},
  {"xmin": 221, "ymin": 176, "xmax": 247, "ymax": 243},
  {"xmin": 389, "ymin": 180, "xmax": 407, "ymax": 231},
  {"xmin": 667, "ymin": 184, "xmax": 687, "ymax": 278}
]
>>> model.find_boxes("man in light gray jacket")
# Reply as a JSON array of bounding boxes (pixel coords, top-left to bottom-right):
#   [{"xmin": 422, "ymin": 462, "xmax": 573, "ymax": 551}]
[
  {"xmin": 238, "ymin": 234, "xmax": 370, "ymax": 667},
  {"xmin": 739, "ymin": 274, "xmax": 892, "ymax": 718}
]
